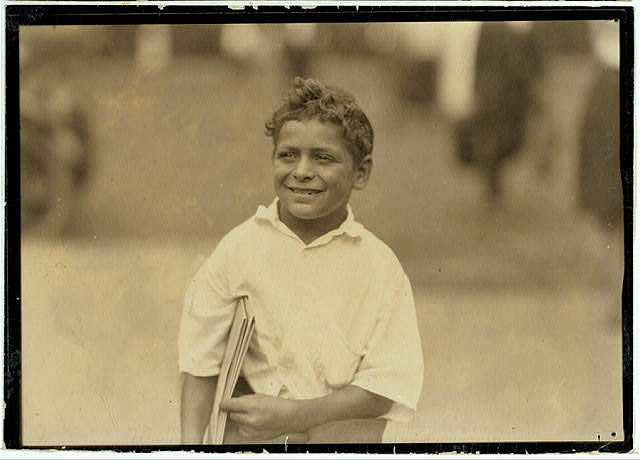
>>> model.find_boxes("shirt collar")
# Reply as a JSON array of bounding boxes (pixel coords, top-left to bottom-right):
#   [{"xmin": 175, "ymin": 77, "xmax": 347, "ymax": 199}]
[{"xmin": 255, "ymin": 198, "xmax": 364, "ymax": 243}]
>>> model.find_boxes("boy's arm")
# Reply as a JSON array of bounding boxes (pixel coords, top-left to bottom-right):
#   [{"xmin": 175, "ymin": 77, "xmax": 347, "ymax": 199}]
[
  {"xmin": 180, "ymin": 374, "xmax": 218, "ymax": 444},
  {"xmin": 295, "ymin": 384, "xmax": 392, "ymax": 429},
  {"xmin": 219, "ymin": 385, "xmax": 391, "ymax": 441}
]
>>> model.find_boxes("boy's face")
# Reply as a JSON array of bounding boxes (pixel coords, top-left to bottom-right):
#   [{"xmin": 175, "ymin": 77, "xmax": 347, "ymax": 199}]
[{"xmin": 273, "ymin": 118, "xmax": 371, "ymax": 232}]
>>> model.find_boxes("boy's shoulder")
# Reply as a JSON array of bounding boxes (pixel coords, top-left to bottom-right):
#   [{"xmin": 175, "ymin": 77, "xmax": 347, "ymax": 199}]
[
  {"xmin": 352, "ymin": 223, "xmax": 407, "ymax": 275},
  {"xmin": 213, "ymin": 214, "xmax": 262, "ymax": 254}
]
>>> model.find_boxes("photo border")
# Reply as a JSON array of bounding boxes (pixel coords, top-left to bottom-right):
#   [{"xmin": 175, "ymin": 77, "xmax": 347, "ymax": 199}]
[{"xmin": 3, "ymin": 3, "xmax": 634, "ymax": 454}]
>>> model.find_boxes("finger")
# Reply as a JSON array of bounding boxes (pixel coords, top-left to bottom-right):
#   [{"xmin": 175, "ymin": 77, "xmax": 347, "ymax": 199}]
[
  {"xmin": 228, "ymin": 411, "xmax": 252, "ymax": 426},
  {"xmin": 220, "ymin": 397, "xmax": 250, "ymax": 413}
]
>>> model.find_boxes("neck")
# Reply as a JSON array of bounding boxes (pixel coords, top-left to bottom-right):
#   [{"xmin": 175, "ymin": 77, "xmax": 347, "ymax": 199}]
[{"xmin": 278, "ymin": 202, "xmax": 348, "ymax": 245}]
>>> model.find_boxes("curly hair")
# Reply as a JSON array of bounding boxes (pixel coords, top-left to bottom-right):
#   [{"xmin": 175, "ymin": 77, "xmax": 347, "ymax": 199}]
[{"xmin": 265, "ymin": 77, "xmax": 374, "ymax": 163}]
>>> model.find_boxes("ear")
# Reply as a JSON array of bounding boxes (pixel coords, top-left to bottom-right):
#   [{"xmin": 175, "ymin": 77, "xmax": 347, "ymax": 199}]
[{"xmin": 352, "ymin": 155, "xmax": 372, "ymax": 190}]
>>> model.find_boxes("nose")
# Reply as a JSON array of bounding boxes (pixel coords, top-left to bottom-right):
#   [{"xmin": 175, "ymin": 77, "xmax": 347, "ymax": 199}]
[{"xmin": 292, "ymin": 155, "xmax": 314, "ymax": 181}]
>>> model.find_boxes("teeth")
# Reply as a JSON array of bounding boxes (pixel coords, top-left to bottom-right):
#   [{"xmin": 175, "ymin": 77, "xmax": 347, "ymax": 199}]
[{"xmin": 290, "ymin": 188, "xmax": 319, "ymax": 195}]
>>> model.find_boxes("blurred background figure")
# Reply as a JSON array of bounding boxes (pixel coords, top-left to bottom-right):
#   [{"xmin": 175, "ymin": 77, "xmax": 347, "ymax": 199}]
[
  {"xmin": 395, "ymin": 23, "xmax": 445, "ymax": 107},
  {"xmin": 454, "ymin": 22, "xmax": 542, "ymax": 206},
  {"xmin": 20, "ymin": 31, "xmax": 94, "ymax": 236},
  {"xmin": 579, "ymin": 21, "xmax": 622, "ymax": 236},
  {"xmin": 577, "ymin": 21, "xmax": 623, "ymax": 326},
  {"xmin": 527, "ymin": 21, "xmax": 596, "ymax": 211}
]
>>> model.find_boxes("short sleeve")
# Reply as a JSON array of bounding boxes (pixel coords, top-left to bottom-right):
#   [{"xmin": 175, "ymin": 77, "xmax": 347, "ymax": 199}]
[
  {"xmin": 178, "ymin": 239, "xmax": 238, "ymax": 377},
  {"xmin": 351, "ymin": 273, "xmax": 424, "ymax": 423}
]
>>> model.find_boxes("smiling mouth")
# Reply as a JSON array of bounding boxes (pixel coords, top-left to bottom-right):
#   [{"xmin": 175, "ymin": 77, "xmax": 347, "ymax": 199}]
[{"xmin": 287, "ymin": 187, "xmax": 323, "ymax": 196}]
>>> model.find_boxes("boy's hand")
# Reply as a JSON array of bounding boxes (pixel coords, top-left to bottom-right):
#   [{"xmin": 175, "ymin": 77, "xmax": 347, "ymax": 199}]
[{"xmin": 220, "ymin": 393, "xmax": 299, "ymax": 440}]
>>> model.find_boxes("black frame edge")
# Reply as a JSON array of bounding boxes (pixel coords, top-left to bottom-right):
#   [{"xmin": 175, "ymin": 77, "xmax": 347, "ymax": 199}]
[{"xmin": 3, "ymin": 4, "xmax": 634, "ymax": 454}]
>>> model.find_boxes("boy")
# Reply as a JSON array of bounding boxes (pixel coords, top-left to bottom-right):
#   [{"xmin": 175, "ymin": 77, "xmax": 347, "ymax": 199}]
[{"xmin": 179, "ymin": 77, "xmax": 424, "ymax": 443}]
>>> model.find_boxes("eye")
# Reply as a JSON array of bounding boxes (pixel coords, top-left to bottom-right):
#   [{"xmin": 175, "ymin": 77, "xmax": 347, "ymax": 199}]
[
  {"xmin": 315, "ymin": 153, "xmax": 335, "ymax": 162},
  {"xmin": 276, "ymin": 151, "xmax": 296, "ymax": 160}
]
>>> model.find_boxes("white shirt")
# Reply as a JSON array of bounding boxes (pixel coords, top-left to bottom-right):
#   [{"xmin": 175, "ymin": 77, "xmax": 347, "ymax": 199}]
[{"xmin": 178, "ymin": 199, "xmax": 424, "ymax": 424}]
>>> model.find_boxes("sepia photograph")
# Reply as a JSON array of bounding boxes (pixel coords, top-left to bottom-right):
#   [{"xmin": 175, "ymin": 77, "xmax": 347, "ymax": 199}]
[{"xmin": 4, "ymin": 5, "xmax": 633, "ymax": 453}]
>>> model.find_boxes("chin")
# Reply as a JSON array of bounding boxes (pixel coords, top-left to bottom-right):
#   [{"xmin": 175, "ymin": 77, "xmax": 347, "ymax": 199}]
[{"xmin": 286, "ymin": 204, "xmax": 324, "ymax": 221}]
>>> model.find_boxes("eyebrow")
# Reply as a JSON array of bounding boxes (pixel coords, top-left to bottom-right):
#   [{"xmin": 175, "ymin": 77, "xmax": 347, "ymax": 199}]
[{"xmin": 275, "ymin": 144, "xmax": 345, "ymax": 158}]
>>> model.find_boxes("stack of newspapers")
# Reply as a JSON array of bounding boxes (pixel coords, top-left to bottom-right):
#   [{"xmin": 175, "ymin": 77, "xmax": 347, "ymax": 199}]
[{"xmin": 207, "ymin": 296, "xmax": 255, "ymax": 444}]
